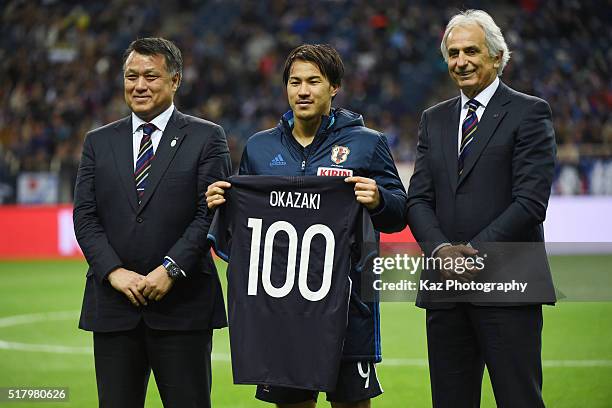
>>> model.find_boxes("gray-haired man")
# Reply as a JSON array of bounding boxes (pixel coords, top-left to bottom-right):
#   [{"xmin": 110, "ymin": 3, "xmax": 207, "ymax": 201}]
[{"xmin": 407, "ymin": 10, "xmax": 556, "ymax": 408}]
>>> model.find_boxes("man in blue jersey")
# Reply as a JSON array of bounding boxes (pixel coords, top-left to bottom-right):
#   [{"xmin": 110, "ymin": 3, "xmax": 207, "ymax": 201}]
[{"xmin": 206, "ymin": 44, "xmax": 407, "ymax": 408}]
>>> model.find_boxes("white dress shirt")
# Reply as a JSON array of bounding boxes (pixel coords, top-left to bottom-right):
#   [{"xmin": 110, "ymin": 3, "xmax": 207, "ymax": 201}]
[
  {"xmin": 130, "ymin": 103, "xmax": 185, "ymax": 276},
  {"xmin": 456, "ymin": 76, "xmax": 500, "ymax": 156},
  {"xmin": 432, "ymin": 77, "xmax": 500, "ymax": 257},
  {"xmin": 131, "ymin": 104, "xmax": 175, "ymax": 170}
]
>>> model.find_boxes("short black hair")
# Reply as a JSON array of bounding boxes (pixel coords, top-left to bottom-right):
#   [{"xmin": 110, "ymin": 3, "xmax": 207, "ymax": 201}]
[
  {"xmin": 123, "ymin": 37, "xmax": 183, "ymax": 81},
  {"xmin": 282, "ymin": 44, "xmax": 344, "ymax": 87}
]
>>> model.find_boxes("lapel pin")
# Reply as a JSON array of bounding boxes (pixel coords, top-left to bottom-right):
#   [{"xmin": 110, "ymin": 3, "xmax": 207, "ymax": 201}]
[{"xmin": 170, "ymin": 138, "xmax": 178, "ymax": 147}]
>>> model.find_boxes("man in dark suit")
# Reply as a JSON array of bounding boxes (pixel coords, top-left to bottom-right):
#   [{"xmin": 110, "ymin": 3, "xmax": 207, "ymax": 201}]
[
  {"xmin": 407, "ymin": 10, "xmax": 556, "ymax": 408},
  {"xmin": 73, "ymin": 37, "xmax": 231, "ymax": 408}
]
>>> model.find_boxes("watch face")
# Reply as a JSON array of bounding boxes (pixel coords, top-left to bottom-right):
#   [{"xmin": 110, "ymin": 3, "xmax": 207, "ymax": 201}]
[{"xmin": 167, "ymin": 265, "xmax": 180, "ymax": 278}]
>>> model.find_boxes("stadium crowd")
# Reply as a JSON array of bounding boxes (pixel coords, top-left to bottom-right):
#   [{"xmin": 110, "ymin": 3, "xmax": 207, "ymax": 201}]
[{"xmin": 1, "ymin": 0, "xmax": 610, "ymax": 203}]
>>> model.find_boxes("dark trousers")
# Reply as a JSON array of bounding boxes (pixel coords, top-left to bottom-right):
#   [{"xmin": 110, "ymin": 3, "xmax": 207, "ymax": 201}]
[
  {"xmin": 426, "ymin": 304, "xmax": 544, "ymax": 408},
  {"xmin": 93, "ymin": 321, "xmax": 213, "ymax": 408}
]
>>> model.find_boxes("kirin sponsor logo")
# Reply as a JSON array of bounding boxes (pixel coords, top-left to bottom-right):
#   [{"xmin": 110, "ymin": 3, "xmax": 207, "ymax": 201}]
[{"xmin": 317, "ymin": 167, "xmax": 353, "ymax": 177}]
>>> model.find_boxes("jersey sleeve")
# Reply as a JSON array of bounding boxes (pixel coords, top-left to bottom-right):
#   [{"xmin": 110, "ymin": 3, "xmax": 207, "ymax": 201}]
[
  {"xmin": 367, "ymin": 134, "xmax": 408, "ymax": 233},
  {"xmin": 354, "ymin": 206, "xmax": 379, "ymax": 274},
  {"xmin": 207, "ymin": 204, "xmax": 232, "ymax": 262}
]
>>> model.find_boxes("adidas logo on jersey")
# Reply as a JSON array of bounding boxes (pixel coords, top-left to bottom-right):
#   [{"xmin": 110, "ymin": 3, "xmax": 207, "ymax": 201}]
[{"xmin": 269, "ymin": 154, "xmax": 287, "ymax": 167}]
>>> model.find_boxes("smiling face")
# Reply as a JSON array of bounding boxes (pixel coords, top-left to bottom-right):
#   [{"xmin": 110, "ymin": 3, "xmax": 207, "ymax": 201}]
[
  {"xmin": 123, "ymin": 51, "xmax": 179, "ymax": 122},
  {"xmin": 446, "ymin": 24, "xmax": 500, "ymax": 99},
  {"xmin": 286, "ymin": 60, "xmax": 339, "ymax": 124}
]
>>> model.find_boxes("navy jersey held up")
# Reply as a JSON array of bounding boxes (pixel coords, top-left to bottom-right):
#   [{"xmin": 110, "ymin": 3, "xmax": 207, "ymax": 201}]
[{"xmin": 208, "ymin": 176, "xmax": 376, "ymax": 391}]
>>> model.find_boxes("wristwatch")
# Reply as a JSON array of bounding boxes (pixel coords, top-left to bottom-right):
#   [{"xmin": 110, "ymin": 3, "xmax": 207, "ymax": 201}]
[{"xmin": 163, "ymin": 258, "xmax": 184, "ymax": 280}]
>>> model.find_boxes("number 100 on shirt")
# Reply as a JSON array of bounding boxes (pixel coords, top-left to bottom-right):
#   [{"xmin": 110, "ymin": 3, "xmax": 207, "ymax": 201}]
[{"xmin": 247, "ymin": 218, "xmax": 335, "ymax": 301}]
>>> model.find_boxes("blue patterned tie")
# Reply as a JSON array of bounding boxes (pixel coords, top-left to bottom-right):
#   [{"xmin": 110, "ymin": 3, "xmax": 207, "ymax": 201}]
[
  {"xmin": 458, "ymin": 99, "xmax": 480, "ymax": 175},
  {"xmin": 135, "ymin": 123, "xmax": 155, "ymax": 204}
]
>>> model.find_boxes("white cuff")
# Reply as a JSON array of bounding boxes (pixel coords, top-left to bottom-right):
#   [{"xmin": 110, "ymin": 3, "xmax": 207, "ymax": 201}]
[{"xmin": 431, "ymin": 242, "xmax": 452, "ymax": 257}]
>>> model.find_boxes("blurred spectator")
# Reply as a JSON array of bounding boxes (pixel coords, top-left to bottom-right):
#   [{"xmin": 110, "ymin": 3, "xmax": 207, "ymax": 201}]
[{"xmin": 1, "ymin": 0, "xmax": 610, "ymax": 203}]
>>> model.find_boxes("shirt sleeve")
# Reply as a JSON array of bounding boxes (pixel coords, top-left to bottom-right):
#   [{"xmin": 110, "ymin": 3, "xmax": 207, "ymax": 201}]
[
  {"xmin": 207, "ymin": 194, "xmax": 232, "ymax": 262},
  {"xmin": 354, "ymin": 205, "xmax": 379, "ymax": 274}
]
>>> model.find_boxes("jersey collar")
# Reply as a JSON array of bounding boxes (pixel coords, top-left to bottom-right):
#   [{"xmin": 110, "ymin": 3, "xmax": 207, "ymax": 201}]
[{"xmin": 281, "ymin": 109, "xmax": 336, "ymax": 133}]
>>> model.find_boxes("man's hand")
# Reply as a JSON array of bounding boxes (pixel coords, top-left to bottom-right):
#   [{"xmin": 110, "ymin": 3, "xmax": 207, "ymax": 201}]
[
  {"xmin": 107, "ymin": 268, "xmax": 147, "ymax": 307},
  {"xmin": 345, "ymin": 176, "xmax": 381, "ymax": 211},
  {"xmin": 206, "ymin": 181, "xmax": 231, "ymax": 210},
  {"xmin": 137, "ymin": 265, "xmax": 175, "ymax": 302},
  {"xmin": 436, "ymin": 244, "xmax": 480, "ymax": 282}
]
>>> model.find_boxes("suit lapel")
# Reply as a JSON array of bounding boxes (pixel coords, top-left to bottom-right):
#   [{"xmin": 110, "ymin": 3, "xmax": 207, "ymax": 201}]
[
  {"xmin": 442, "ymin": 97, "xmax": 460, "ymax": 193},
  {"xmin": 457, "ymin": 82, "xmax": 510, "ymax": 187},
  {"xmin": 137, "ymin": 109, "xmax": 188, "ymax": 213},
  {"xmin": 110, "ymin": 117, "xmax": 139, "ymax": 212}
]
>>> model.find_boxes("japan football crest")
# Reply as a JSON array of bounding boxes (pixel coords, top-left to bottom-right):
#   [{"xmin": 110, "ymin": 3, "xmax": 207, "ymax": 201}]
[{"xmin": 331, "ymin": 145, "xmax": 350, "ymax": 164}]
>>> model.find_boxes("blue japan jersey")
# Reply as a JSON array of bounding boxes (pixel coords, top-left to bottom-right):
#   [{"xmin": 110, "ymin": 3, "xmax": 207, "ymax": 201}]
[{"xmin": 209, "ymin": 176, "xmax": 375, "ymax": 391}]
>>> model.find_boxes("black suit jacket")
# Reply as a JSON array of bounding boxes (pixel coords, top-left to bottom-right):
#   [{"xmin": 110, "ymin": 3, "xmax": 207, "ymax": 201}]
[
  {"xmin": 407, "ymin": 82, "xmax": 557, "ymax": 308},
  {"xmin": 74, "ymin": 109, "xmax": 231, "ymax": 332}
]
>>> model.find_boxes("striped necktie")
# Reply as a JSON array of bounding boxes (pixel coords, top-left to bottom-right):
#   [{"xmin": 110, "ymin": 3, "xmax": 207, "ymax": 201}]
[
  {"xmin": 458, "ymin": 99, "xmax": 480, "ymax": 175},
  {"xmin": 135, "ymin": 123, "xmax": 156, "ymax": 204}
]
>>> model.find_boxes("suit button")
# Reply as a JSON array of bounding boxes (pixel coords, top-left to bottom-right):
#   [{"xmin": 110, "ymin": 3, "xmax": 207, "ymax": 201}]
[{"xmin": 136, "ymin": 217, "xmax": 143, "ymax": 223}]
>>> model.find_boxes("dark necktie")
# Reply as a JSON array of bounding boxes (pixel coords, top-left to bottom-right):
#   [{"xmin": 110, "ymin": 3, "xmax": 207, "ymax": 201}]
[
  {"xmin": 135, "ymin": 123, "xmax": 155, "ymax": 204},
  {"xmin": 458, "ymin": 99, "xmax": 480, "ymax": 175}
]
